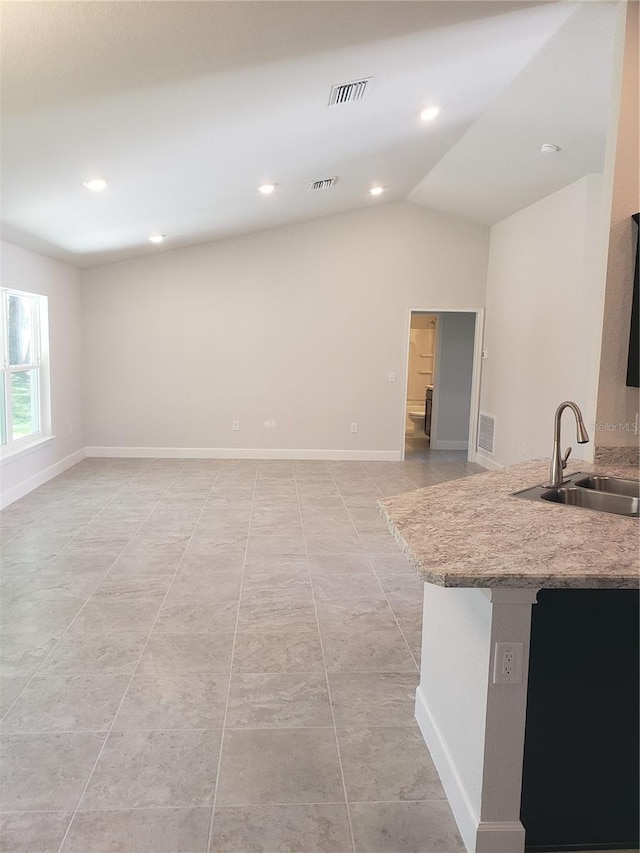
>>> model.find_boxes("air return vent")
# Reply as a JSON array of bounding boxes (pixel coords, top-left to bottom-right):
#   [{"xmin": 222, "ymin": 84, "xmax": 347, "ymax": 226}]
[
  {"xmin": 477, "ymin": 412, "xmax": 495, "ymax": 454},
  {"xmin": 328, "ymin": 77, "xmax": 372, "ymax": 106},
  {"xmin": 310, "ymin": 177, "xmax": 337, "ymax": 190}
]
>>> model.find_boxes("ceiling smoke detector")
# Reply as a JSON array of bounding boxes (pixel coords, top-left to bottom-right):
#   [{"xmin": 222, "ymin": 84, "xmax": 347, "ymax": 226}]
[
  {"xmin": 540, "ymin": 143, "xmax": 560, "ymax": 155},
  {"xmin": 310, "ymin": 177, "xmax": 337, "ymax": 190},
  {"xmin": 328, "ymin": 77, "xmax": 372, "ymax": 106}
]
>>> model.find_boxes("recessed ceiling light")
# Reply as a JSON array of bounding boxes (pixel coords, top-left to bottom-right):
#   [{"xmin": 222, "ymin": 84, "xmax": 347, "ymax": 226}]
[
  {"xmin": 369, "ymin": 186, "xmax": 384, "ymax": 196},
  {"xmin": 258, "ymin": 184, "xmax": 276, "ymax": 195},
  {"xmin": 149, "ymin": 234, "xmax": 165, "ymax": 244},
  {"xmin": 420, "ymin": 106, "xmax": 441, "ymax": 122},
  {"xmin": 82, "ymin": 178, "xmax": 108, "ymax": 192}
]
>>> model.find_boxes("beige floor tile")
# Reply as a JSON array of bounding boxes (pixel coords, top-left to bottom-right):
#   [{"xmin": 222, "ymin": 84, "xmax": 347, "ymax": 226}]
[
  {"xmin": 338, "ymin": 726, "xmax": 446, "ymax": 802},
  {"xmin": 113, "ymin": 672, "xmax": 229, "ymax": 730},
  {"xmin": 236, "ymin": 594, "xmax": 318, "ymax": 633},
  {"xmin": 366, "ymin": 552, "xmax": 413, "ymax": 574},
  {"xmin": 0, "ymin": 810, "xmax": 72, "ymax": 853},
  {"xmin": 0, "ymin": 731, "xmax": 106, "ymax": 810},
  {"xmin": 154, "ymin": 592, "xmax": 239, "ymax": 633},
  {"xmin": 0, "ymin": 456, "xmax": 487, "ymax": 851},
  {"xmin": 308, "ymin": 553, "xmax": 373, "ymax": 575},
  {"xmin": 376, "ymin": 574, "xmax": 425, "ymax": 606},
  {"xmin": 179, "ymin": 551, "xmax": 246, "ymax": 574},
  {"xmin": 169, "ymin": 569, "xmax": 243, "ymax": 597},
  {"xmin": 245, "ymin": 534, "xmax": 306, "ymax": 557},
  {"xmin": 0, "ymin": 633, "xmax": 60, "ymax": 677},
  {"xmin": 61, "ymin": 807, "xmax": 211, "ymax": 852},
  {"xmin": 39, "ymin": 629, "xmax": 148, "ymax": 676},
  {"xmin": 210, "ymin": 803, "xmax": 352, "ymax": 852},
  {"xmin": 233, "ymin": 629, "xmax": 325, "ymax": 673},
  {"xmin": 349, "ymin": 801, "xmax": 465, "ymax": 852},
  {"xmin": 226, "ymin": 673, "xmax": 333, "ymax": 728},
  {"xmin": 1, "ymin": 596, "xmax": 85, "ymax": 636},
  {"xmin": 312, "ymin": 574, "xmax": 386, "ymax": 604},
  {"xmin": 320, "ymin": 614, "xmax": 416, "ymax": 673},
  {"xmin": 0, "ymin": 676, "xmax": 29, "ymax": 716},
  {"xmin": 80, "ymin": 729, "xmax": 221, "ymax": 809},
  {"xmin": 329, "ymin": 672, "xmax": 418, "ymax": 726},
  {"xmin": 0, "ymin": 675, "xmax": 129, "ymax": 733},
  {"xmin": 72, "ymin": 598, "xmax": 163, "ymax": 633},
  {"xmin": 217, "ymin": 728, "xmax": 344, "ymax": 805},
  {"xmin": 138, "ymin": 633, "xmax": 234, "ymax": 675}
]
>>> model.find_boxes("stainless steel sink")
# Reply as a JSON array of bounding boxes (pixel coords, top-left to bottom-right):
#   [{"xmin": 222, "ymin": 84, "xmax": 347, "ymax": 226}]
[
  {"xmin": 573, "ymin": 475, "xmax": 640, "ymax": 498},
  {"xmin": 514, "ymin": 472, "xmax": 640, "ymax": 518}
]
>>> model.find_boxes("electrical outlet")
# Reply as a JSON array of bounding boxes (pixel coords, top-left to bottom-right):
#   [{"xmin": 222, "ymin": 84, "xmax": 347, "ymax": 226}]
[
  {"xmin": 493, "ymin": 642, "xmax": 524, "ymax": 685},
  {"xmin": 388, "ymin": 371, "xmax": 397, "ymax": 383},
  {"xmin": 232, "ymin": 420, "xmax": 240, "ymax": 431},
  {"xmin": 351, "ymin": 422, "xmax": 358, "ymax": 433}
]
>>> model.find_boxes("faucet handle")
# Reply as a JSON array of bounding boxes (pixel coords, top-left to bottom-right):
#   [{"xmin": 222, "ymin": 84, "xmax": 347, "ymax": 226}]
[{"xmin": 561, "ymin": 446, "xmax": 572, "ymax": 469}]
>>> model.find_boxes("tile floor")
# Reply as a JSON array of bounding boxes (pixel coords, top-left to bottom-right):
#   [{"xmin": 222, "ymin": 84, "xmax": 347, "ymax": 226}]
[{"xmin": 0, "ymin": 451, "xmax": 483, "ymax": 852}]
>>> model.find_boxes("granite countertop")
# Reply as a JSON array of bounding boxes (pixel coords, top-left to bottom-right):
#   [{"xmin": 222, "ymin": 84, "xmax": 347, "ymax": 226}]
[{"xmin": 378, "ymin": 460, "xmax": 640, "ymax": 590}]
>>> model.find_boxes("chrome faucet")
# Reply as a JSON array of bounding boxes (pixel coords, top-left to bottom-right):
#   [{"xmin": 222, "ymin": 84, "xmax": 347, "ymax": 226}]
[{"xmin": 544, "ymin": 401, "xmax": 590, "ymax": 488}]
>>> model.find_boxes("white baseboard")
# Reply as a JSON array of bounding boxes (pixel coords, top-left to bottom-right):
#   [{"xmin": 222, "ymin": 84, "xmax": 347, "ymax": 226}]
[
  {"xmin": 415, "ymin": 685, "xmax": 480, "ymax": 852},
  {"xmin": 473, "ymin": 451, "xmax": 503, "ymax": 471},
  {"xmin": 85, "ymin": 446, "xmax": 402, "ymax": 462},
  {"xmin": 415, "ymin": 686, "xmax": 525, "ymax": 853},
  {"xmin": 475, "ymin": 821, "xmax": 526, "ymax": 853},
  {"xmin": 0, "ymin": 448, "xmax": 87, "ymax": 509},
  {"xmin": 429, "ymin": 439, "xmax": 468, "ymax": 451}
]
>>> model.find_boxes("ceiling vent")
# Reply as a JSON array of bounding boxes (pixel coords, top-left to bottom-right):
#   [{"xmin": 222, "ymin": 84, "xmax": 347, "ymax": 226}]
[
  {"xmin": 477, "ymin": 412, "xmax": 495, "ymax": 455},
  {"xmin": 328, "ymin": 77, "xmax": 372, "ymax": 106},
  {"xmin": 310, "ymin": 177, "xmax": 337, "ymax": 190}
]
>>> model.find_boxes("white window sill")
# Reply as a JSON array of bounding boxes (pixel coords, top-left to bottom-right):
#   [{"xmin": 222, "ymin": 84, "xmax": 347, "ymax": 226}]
[{"xmin": 0, "ymin": 435, "xmax": 56, "ymax": 465}]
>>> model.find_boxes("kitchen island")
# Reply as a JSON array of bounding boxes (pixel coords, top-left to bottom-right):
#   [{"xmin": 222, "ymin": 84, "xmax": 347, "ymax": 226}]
[{"xmin": 379, "ymin": 460, "xmax": 639, "ymax": 853}]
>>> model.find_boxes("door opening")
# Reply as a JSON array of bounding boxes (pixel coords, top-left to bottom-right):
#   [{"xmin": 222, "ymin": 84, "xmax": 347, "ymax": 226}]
[{"xmin": 401, "ymin": 309, "xmax": 483, "ymax": 463}]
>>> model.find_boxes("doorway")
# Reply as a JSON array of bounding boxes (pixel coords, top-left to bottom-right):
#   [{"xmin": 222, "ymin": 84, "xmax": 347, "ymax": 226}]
[{"xmin": 401, "ymin": 309, "xmax": 484, "ymax": 462}]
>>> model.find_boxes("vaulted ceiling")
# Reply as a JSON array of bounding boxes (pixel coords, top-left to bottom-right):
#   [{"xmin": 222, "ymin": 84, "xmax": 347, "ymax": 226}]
[{"xmin": 0, "ymin": 1, "xmax": 620, "ymax": 268}]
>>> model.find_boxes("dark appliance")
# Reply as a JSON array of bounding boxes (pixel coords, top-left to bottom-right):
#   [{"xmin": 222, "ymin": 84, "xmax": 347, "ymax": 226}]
[
  {"xmin": 424, "ymin": 386, "xmax": 433, "ymax": 437},
  {"xmin": 626, "ymin": 213, "xmax": 639, "ymax": 387}
]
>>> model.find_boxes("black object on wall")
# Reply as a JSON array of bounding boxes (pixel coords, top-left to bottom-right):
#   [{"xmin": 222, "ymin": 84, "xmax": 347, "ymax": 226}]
[
  {"xmin": 521, "ymin": 589, "xmax": 639, "ymax": 851},
  {"xmin": 626, "ymin": 213, "xmax": 639, "ymax": 387}
]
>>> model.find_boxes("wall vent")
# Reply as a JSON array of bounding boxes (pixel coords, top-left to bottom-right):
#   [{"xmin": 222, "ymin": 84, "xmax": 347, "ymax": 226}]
[
  {"xmin": 328, "ymin": 77, "xmax": 372, "ymax": 106},
  {"xmin": 310, "ymin": 177, "xmax": 337, "ymax": 190},
  {"xmin": 477, "ymin": 412, "xmax": 495, "ymax": 455}
]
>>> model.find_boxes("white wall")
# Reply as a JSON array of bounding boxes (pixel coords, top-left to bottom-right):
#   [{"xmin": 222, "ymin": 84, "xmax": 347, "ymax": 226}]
[
  {"xmin": 81, "ymin": 202, "xmax": 489, "ymax": 458},
  {"xmin": 432, "ymin": 312, "xmax": 475, "ymax": 449},
  {"xmin": 478, "ymin": 174, "xmax": 606, "ymax": 468},
  {"xmin": 595, "ymin": 0, "xmax": 640, "ymax": 450},
  {"xmin": 0, "ymin": 241, "xmax": 84, "ymax": 506}
]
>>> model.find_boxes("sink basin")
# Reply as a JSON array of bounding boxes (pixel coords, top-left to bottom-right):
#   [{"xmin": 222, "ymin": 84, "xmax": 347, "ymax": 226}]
[
  {"xmin": 573, "ymin": 475, "xmax": 640, "ymax": 498},
  {"xmin": 540, "ymin": 486, "xmax": 639, "ymax": 517},
  {"xmin": 514, "ymin": 472, "xmax": 640, "ymax": 517}
]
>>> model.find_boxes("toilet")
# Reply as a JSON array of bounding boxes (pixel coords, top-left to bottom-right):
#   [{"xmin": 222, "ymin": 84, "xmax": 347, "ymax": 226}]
[{"xmin": 408, "ymin": 410, "xmax": 426, "ymax": 436}]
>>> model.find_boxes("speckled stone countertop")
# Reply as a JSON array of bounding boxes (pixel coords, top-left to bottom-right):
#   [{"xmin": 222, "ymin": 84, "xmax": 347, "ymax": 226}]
[{"xmin": 378, "ymin": 460, "xmax": 640, "ymax": 589}]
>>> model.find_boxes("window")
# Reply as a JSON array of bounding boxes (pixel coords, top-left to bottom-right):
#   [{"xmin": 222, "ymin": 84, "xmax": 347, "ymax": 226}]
[{"xmin": 0, "ymin": 288, "xmax": 49, "ymax": 454}]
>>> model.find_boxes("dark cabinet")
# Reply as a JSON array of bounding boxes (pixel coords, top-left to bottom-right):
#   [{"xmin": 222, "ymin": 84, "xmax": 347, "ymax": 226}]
[{"xmin": 521, "ymin": 589, "xmax": 639, "ymax": 851}]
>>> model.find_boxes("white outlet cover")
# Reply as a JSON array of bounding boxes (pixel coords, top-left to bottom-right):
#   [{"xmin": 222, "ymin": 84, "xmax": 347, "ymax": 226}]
[{"xmin": 493, "ymin": 641, "xmax": 524, "ymax": 685}]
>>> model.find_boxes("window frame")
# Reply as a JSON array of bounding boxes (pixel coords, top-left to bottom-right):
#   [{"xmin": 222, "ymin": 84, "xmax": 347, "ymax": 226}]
[{"xmin": 0, "ymin": 287, "xmax": 50, "ymax": 457}]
